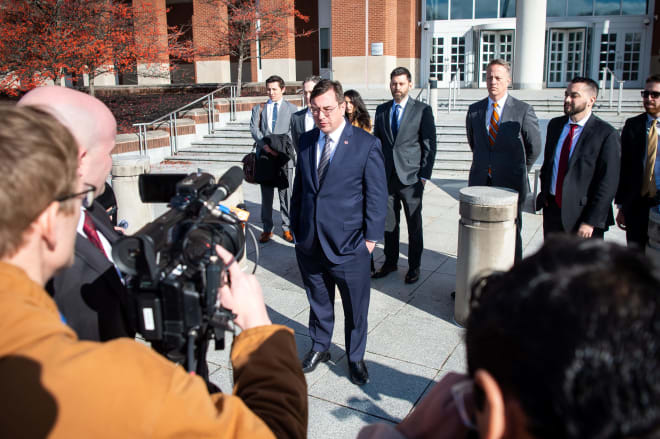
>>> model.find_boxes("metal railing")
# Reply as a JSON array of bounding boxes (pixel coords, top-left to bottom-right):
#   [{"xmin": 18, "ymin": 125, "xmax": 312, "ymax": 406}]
[
  {"xmin": 414, "ymin": 81, "xmax": 430, "ymax": 103},
  {"xmin": 447, "ymin": 68, "xmax": 461, "ymax": 113},
  {"xmin": 133, "ymin": 83, "xmax": 238, "ymax": 157},
  {"xmin": 600, "ymin": 67, "xmax": 625, "ymax": 115}
]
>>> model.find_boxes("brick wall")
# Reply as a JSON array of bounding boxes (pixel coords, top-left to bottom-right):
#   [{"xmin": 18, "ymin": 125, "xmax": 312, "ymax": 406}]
[
  {"xmin": 331, "ymin": 0, "xmax": 366, "ymax": 57},
  {"xmin": 133, "ymin": 0, "xmax": 170, "ymax": 64},
  {"xmin": 192, "ymin": 0, "xmax": 230, "ymax": 62},
  {"xmin": 262, "ymin": 0, "xmax": 297, "ymax": 59}
]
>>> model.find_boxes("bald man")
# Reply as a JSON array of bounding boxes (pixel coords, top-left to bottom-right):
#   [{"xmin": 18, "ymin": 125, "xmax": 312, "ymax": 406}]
[{"xmin": 18, "ymin": 86, "xmax": 133, "ymax": 342}]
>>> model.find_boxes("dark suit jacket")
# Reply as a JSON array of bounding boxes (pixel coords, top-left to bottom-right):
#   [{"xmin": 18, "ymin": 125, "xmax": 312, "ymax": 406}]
[
  {"xmin": 466, "ymin": 96, "xmax": 541, "ymax": 202},
  {"xmin": 290, "ymin": 108, "xmax": 309, "ymax": 153},
  {"xmin": 373, "ymin": 98, "xmax": 436, "ymax": 186},
  {"xmin": 538, "ymin": 114, "xmax": 621, "ymax": 232},
  {"xmin": 47, "ymin": 201, "xmax": 133, "ymax": 341},
  {"xmin": 615, "ymin": 113, "xmax": 650, "ymax": 207},
  {"xmin": 290, "ymin": 121, "xmax": 388, "ymax": 264}
]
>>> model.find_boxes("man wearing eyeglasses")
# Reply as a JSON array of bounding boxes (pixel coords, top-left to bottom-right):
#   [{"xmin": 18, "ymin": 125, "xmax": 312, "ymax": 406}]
[
  {"xmin": 0, "ymin": 105, "xmax": 307, "ymax": 438},
  {"xmin": 18, "ymin": 87, "xmax": 133, "ymax": 343},
  {"xmin": 290, "ymin": 79, "xmax": 387, "ymax": 385},
  {"xmin": 615, "ymin": 74, "xmax": 660, "ymax": 249}
]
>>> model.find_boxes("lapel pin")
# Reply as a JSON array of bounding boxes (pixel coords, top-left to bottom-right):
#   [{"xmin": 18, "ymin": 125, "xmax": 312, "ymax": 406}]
[{"xmin": 344, "ymin": 140, "xmax": 348, "ymax": 144}]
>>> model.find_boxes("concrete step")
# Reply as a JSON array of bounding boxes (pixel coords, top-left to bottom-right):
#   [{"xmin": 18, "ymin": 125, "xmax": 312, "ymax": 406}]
[{"xmin": 436, "ymin": 151, "xmax": 473, "ymax": 161}]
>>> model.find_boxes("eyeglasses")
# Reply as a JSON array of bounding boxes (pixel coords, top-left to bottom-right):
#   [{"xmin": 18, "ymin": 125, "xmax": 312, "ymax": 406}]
[
  {"xmin": 56, "ymin": 183, "xmax": 96, "ymax": 208},
  {"xmin": 451, "ymin": 379, "xmax": 477, "ymax": 430},
  {"xmin": 310, "ymin": 105, "xmax": 338, "ymax": 117},
  {"xmin": 641, "ymin": 90, "xmax": 660, "ymax": 99}
]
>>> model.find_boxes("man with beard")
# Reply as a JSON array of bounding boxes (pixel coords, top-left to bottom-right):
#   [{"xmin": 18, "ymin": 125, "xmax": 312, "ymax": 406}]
[
  {"xmin": 536, "ymin": 77, "xmax": 620, "ymax": 238},
  {"xmin": 615, "ymin": 74, "xmax": 660, "ymax": 249}
]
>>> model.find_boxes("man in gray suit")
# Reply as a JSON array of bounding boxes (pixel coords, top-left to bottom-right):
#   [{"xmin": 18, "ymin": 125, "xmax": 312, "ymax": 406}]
[
  {"xmin": 466, "ymin": 59, "xmax": 542, "ymax": 262},
  {"xmin": 290, "ymin": 75, "xmax": 321, "ymax": 152},
  {"xmin": 372, "ymin": 67, "xmax": 437, "ymax": 284},
  {"xmin": 250, "ymin": 75, "xmax": 298, "ymax": 243}
]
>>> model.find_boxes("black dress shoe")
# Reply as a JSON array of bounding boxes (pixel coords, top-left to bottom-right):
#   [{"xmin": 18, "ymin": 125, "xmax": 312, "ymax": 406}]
[
  {"xmin": 348, "ymin": 360, "xmax": 369, "ymax": 385},
  {"xmin": 372, "ymin": 264, "xmax": 397, "ymax": 279},
  {"xmin": 405, "ymin": 268, "xmax": 420, "ymax": 284},
  {"xmin": 301, "ymin": 350, "xmax": 330, "ymax": 373}
]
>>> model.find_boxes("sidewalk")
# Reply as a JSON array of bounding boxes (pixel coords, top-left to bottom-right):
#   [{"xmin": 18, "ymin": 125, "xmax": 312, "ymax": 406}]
[{"xmin": 152, "ymin": 162, "xmax": 626, "ymax": 438}]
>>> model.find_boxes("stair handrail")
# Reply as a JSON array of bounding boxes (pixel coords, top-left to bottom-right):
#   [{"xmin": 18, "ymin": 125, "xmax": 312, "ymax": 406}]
[
  {"xmin": 600, "ymin": 67, "xmax": 625, "ymax": 115},
  {"xmin": 414, "ymin": 81, "xmax": 430, "ymax": 103},
  {"xmin": 132, "ymin": 83, "xmax": 238, "ymax": 157},
  {"xmin": 447, "ymin": 67, "xmax": 461, "ymax": 113}
]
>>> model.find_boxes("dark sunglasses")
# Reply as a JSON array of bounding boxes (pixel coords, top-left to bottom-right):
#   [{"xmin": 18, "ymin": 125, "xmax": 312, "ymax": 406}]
[
  {"xmin": 56, "ymin": 183, "xmax": 96, "ymax": 208},
  {"xmin": 641, "ymin": 90, "xmax": 660, "ymax": 99}
]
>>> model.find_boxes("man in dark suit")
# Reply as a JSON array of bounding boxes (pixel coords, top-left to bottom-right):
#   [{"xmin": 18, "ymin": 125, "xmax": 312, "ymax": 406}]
[
  {"xmin": 372, "ymin": 67, "xmax": 436, "ymax": 284},
  {"xmin": 18, "ymin": 86, "xmax": 133, "ymax": 341},
  {"xmin": 615, "ymin": 74, "xmax": 660, "ymax": 249},
  {"xmin": 290, "ymin": 75, "xmax": 320, "ymax": 152},
  {"xmin": 536, "ymin": 77, "xmax": 621, "ymax": 238},
  {"xmin": 290, "ymin": 79, "xmax": 387, "ymax": 385},
  {"xmin": 250, "ymin": 75, "xmax": 299, "ymax": 244},
  {"xmin": 466, "ymin": 59, "xmax": 541, "ymax": 262}
]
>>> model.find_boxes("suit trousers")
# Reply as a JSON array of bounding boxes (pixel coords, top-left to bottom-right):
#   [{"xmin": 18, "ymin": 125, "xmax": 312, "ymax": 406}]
[
  {"xmin": 622, "ymin": 197, "xmax": 656, "ymax": 250},
  {"xmin": 295, "ymin": 242, "xmax": 371, "ymax": 362},
  {"xmin": 543, "ymin": 195, "xmax": 605, "ymax": 239},
  {"xmin": 260, "ymin": 166, "xmax": 293, "ymax": 233},
  {"xmin": 383, "ymin": 178, "xmax": 424, "ymax": 269}
]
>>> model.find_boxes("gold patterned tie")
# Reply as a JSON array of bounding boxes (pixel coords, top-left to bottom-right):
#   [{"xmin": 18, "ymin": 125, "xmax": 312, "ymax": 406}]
[{"xmin": 642, "ymin": 119, "xmax": 657, "ymax": 197}]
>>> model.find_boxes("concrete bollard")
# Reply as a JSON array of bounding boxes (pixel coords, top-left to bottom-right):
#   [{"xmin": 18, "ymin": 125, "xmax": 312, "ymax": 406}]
[
  {"xmin": 429, "ymin": 82, "xmax": 439, "ymax": 123},
  {"xmin": 646, "ymin": 209, "xmax": 660, "ymax": 265},
  {"xmin": 111, "ymin": 155, "xmax": 153, "ymax": 235},
  {"xmin": 455, "ymin": 186, "xmax": 518, "ymax": 326}
]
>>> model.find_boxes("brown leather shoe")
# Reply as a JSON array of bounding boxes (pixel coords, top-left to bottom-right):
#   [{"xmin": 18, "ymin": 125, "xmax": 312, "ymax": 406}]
[
  {"xmin": 283, "ymin": 231, "xmax": 294, "ymax": 242},
  {"xmin": 259, "ymin": 231, "xmax": 273, "ymax": 243}
]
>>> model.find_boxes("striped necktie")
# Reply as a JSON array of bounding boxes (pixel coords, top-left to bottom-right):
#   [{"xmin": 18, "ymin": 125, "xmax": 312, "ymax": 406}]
[
  {"xmin": 317, "ymin": 135, "xmax": 333, "ymax": 183},
  {"xmin": 642, "ymin": 119, "xmax": 657, "ymax": 197},
  {"xmin": 271, "ymin": 102, "xmax": 278, "ymax": 133},
  {"xmin": 488, "ymin": 102, "xmax": 499, "ymax": 146}
]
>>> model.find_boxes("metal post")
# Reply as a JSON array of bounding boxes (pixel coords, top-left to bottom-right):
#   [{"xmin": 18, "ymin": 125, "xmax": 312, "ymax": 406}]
[
  {"xmin": 211, "ymin": 93, "xmax": 216, "ymax": 131},
  {"xmin": 600, "ymin": 67, "xmax": 606, "ymax": 98},
  {"xmin": 173, "ymin": 114, "xmax": 179, "ymax": 155},
  {"xmin": 448, "ymin": 84, "xmax": 452, "ymax": 113},
  {"xmin": 617, "ymin": 81, "xmax": 623, "ymax": 115},
  {"xmin": 609, "ymin": 70, "xmax": 614, "ymax": 109},
  {"xmin": 168, "ymin": 114, "xmax": 175, "ymax": 155},
  {"xmin": 207, "ymin": 95, "xmax": 212, "ymax": 135}
]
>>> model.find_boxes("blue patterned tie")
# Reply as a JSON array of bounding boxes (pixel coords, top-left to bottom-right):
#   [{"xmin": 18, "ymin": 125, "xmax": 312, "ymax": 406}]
[
  {"xmin": 271, "ymin": 102, "xmax": 278, "ymax": 133},
  {"xmin": 317, "ymin": 135, "xmax": 332, "ymax": 183},
  {"xmin": 391, "ymin": 104, "xmax": 400, "ymax": 138}
]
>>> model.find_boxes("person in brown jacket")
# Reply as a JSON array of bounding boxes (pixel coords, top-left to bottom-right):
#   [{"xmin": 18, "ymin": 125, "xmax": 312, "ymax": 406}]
[{"xmin": 0, "ymin": 105, "xmax": 307, "ymax": 438}]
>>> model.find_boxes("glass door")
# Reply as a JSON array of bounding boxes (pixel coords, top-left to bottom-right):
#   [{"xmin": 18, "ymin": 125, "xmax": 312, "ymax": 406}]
[
  {"xmin": 429, "ymin": 35, "xmax": 468, "ymax": 87},
  {"xmin": 478, "ymin": 30, "xmax": 514, "ymax": 87},
  {"xmin": 547, "ymin": 29, "xmax": 585, "ymax": 87},
  {"xmin": 597, "ymin": 29, "xmax": 644, "ymax": 88}
]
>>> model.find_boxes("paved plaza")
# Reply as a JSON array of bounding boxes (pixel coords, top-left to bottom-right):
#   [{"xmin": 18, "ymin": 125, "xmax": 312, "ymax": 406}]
[{"xmin": 150, "ymin": 162, "xmax": 626, "ymax": 438}]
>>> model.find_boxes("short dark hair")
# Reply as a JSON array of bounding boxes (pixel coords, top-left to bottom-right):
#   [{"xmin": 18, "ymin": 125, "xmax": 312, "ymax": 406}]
[
  {"xmin": 303, "ymin": 75, "xmax": 321, "ymax": 87},
  {"xmin": 265, "ymin": 75, "xmax": 285, "ymax": 89},
  {"xmin": 646, "ymin": 74, "xmax": 660, "ymax": 85},
  {"xmin": 569, "ymin": 76, "xmax": 599, "ymax": 95},
  {"xmin": 466, "ymin": 237, "xmax": 660, "ymax": 439},
  {"xmin": 390, "ymin": 67, "xmax": 411, "ymax": 82},
  {"xmin": 310, "ymin": 79, "xmax": 343, "ymax": 105}
]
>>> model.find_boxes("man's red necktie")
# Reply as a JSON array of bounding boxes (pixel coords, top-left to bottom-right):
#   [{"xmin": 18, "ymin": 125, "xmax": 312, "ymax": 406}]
[
  {"xmin": 555, "ymin": 124, "xmax": 578, "ymax": 208},
  {"xmin": 83, "ymin": 211, "xmax": 107, "ymax": 258}
]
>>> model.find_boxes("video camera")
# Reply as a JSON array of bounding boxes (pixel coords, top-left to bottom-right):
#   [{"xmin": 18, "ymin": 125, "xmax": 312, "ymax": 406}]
[{"xmin": 112, "ymin": 166, "xmax": 247, "ymax": 374}]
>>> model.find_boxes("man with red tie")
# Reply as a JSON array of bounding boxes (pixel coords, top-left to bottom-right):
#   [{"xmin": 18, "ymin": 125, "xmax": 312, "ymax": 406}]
[
  {"xmin": 536, "ymin": 77, "xmax": 621, "ymax": 238},
  {"xmin": 18, "ymin": 86, "xmax": 133, "ymax": 342}
]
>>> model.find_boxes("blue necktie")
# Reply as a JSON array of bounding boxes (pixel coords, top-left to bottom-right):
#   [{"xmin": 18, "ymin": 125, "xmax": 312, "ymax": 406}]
[
  {"xmin": 391, "ymin": 104, "xmax": 400, "ymax": 138},
  {"xmin": 272, "ymin": 103, "xmax": 278, "ymax": 133}
]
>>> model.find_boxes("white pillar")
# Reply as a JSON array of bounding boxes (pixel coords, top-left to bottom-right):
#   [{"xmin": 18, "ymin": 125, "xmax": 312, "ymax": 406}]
[
  {"xmin": 513, "ymin": 0, "xmax": 547, "ymax": 89},
  {"xmin": 111, "ymin": 155, "xmax": 154, "ymax": 234}
]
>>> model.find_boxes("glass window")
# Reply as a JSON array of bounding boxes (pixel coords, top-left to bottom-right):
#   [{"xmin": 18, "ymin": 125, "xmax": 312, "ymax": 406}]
[
  {"xmin": 320, "ymin": 28, "xmax": 330, "ymax": 69},
  {"xmin": 595, "ymin": 0, "xmax": 620, "ymax": 15},
  {"xmin": 426, "ymin": 0, "xmax": 449, "ymax": 20},
  {"xmin": 451, "ymin": 36, "xmax": 466, "ymax": 81},
  {"xmin": 547, "ymin": 0, "xmax": 566, "ymax": 16},
  {"xmin": 622, "ymin": 0, "xmax": 647, "ymax": 15},
  {"xmin": 500, "ymin": 0, "xmax": 516, "ymax": 17},
  {"xmin": 430, "ymin": 37, "xmax": 445, "ymax": 81},
  {"xmin": 475, "ymin": 0, "xmax": 498, "ymax": 18},
  {"xmin": 567, "ymin": 0, "xmax": 593, "ymax": 15},
  {"xmin": 450, "ymin": 0, "xmax": 473, "ymax": 19}
]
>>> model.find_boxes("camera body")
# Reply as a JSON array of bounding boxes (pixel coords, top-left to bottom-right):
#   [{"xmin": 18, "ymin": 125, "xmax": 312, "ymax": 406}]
[{"xmin": 113, "ymin": 169, "xmax": 245, "ymax": 370}]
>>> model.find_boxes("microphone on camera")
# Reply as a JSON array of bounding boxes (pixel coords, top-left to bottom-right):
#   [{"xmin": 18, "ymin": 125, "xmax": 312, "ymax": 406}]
[{"xmin": 204, "ymin": 166, "xmax": 244, "ymax": 213}]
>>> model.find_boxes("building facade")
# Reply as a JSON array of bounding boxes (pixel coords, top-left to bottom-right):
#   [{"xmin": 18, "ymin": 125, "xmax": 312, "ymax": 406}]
[{"xmin": 116, "ymin": 0, "xmax": 659, "ymax": 89}]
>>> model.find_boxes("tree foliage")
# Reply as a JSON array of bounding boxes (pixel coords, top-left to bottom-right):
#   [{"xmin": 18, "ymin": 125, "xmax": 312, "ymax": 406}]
[{"xmin": 0, "ymin": 0, "xmax": 193, "ymax": 96}]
